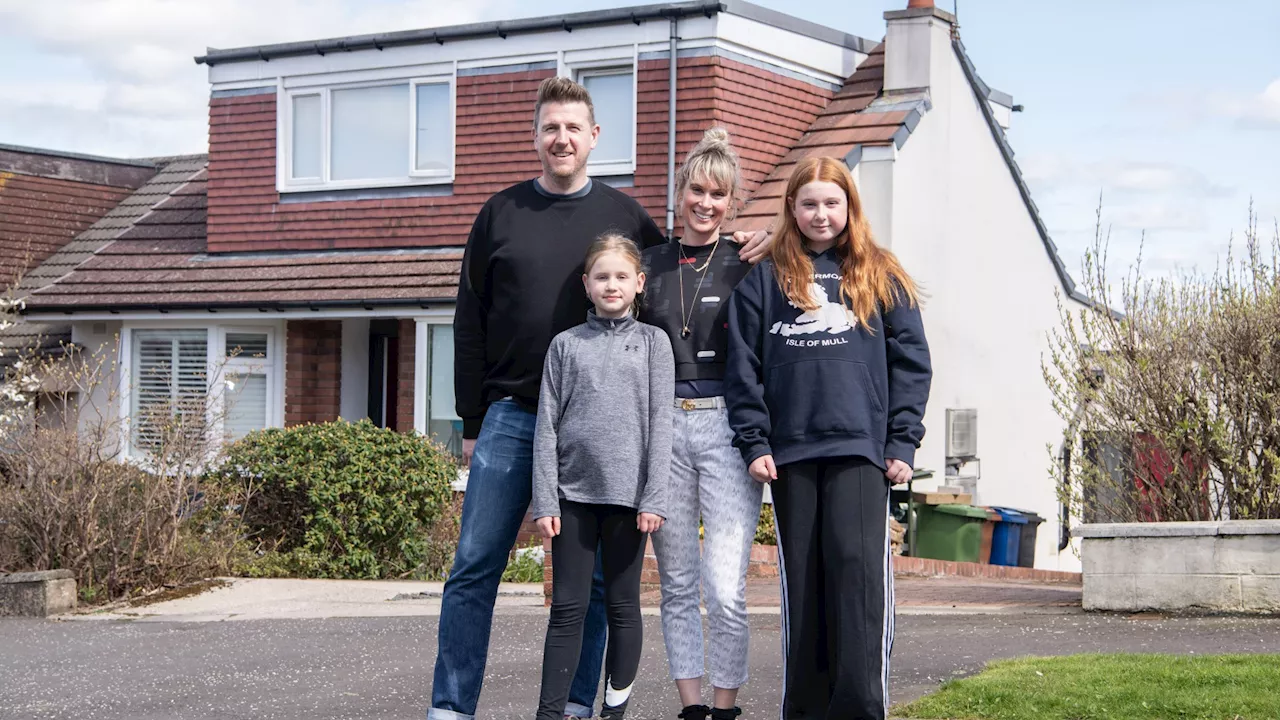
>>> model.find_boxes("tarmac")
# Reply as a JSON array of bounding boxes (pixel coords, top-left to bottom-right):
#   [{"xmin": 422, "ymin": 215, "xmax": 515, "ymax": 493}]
[{"xmin": 2, "ymin": 575, "xmax": 1277, "ymax": 720}]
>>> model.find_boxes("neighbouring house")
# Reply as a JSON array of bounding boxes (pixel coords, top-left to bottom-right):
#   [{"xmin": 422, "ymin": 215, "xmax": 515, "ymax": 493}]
[
  {"xmin": 0, "ymin": 144, "xmax": 160, "ymax": 424},
  {"xmin": 12, "ymin": 0, "xmax": 1093, "ymax": 569}
]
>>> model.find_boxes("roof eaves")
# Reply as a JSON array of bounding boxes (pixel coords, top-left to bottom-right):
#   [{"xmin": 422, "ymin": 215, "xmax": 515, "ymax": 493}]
[
  {"xmin": 23, "ymin": 296, "xmax": 456, "ymax": 315},
  {"xmin": 194, "ymin": 0, "xmax": 875, "ymax": 66},
  {"xmin": 0, "ymin": 143, "xmax": 158, "ymax": 169},
  {"xmin": 196, "ymin": 1, "xmax": 725, "ymax": 66},
  {"xmin": 951, "ymin": 37, "xmax": 1113, "ymax": 316}
]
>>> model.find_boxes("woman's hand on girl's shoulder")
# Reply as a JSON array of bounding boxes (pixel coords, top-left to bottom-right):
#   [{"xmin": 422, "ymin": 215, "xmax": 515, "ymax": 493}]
[
  {"xmin": 885, "ymin": 458, "xmax": 913, "ymax": 485},
  {"xmin": 637, "ymin": 512, "xmax": 664, "ymax": 533},
  {"xmin": 536, "ymin": 516, "xmax": 561, "ymax": 539},
  {"xmin": 731, "ymin": 229, "xmax": 772, "ymax": 264}
]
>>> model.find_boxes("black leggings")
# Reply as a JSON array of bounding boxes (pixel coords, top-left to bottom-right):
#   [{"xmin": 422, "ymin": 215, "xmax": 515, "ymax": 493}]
[{"xmin": 537, "ymin": 501, "xmax": 647, "ymax": 720}]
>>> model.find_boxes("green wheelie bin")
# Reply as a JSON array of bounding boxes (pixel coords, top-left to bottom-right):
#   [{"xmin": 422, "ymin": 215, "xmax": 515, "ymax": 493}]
[{"xmin": 913, "ymin": 503, "xmax": 990, "ymax": 562}]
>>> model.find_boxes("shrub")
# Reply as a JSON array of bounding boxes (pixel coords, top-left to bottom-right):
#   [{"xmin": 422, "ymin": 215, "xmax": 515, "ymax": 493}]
[
  {"xmin": 502, "ymin": 542, "xmax": 545, "ymax": 583},
  {"xmin": 0, "ymin": 343, "xmax": 249, "ymax": 602},
  {"xmin": 1047, "ymin": 208, "xmax": 1280, "ymax": 523},
  {"xmin": 755, "ymin": 503, "xmax": 776, "ymax": 545},
  {"xmin": 208, "ymin": 419, "xmax": 458, "ymax": 579}
]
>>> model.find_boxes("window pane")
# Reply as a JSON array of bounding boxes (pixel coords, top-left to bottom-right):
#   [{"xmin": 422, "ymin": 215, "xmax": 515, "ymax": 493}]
[
  {"xmin": 427, "ymin": 324, "xmax": 460, "ymax": 456},
  {"xmin": 131, "ymin": 329, "xmax": 208, "ymax": 452},
  {"xmin": 415, "ymin": 83, "xmax": 452, "ymax": 173},
  {"xmin": 291, "ymin": 95, "xmax": 321, "ymax": 179},
  {"xmin": 225, "ymin": 373, "xmax": 267, "ymax": 442},
  {"xmin": 581, "ymin": 71, "xmax": 633, "ymax": 166},
  {"xmin": 331, "ymin": 84, "xmax": 409, "ymax": 181},
  {"xmin": 226, "ymin": 332, "xmax": 268, "ymax": 359}
]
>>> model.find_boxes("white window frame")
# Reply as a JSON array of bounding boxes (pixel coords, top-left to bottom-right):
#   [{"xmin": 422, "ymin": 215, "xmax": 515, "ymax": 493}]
[
  {"xmin": 411, "ymin": 313, "xmax": 469, "ymax": 490},
  {"xmin": 279, "ymin": 73, "xmax": 456, "ymax": 193},
  {"xmin": 566, "ymin": 51, "xmax": 638, "ymax": 177},
  {"xmin": 119, "ymin": 322, "xmax": 285, "ymax": 460}
]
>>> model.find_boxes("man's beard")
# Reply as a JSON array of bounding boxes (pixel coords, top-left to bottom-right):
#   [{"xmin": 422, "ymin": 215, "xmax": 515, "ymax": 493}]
[{"xmin": 543, "ymin": 151, "xmax": 588, "ymax": 180}]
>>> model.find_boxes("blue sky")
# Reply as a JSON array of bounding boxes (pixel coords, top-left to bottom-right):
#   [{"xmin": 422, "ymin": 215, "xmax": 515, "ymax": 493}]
[{"xmin": 0, "ymin": 0, "xmax": 1276, "ymax": 282}]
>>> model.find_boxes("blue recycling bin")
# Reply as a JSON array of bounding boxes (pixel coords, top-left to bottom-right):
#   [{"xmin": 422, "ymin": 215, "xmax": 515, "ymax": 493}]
[{"xmin": 987, "ymin": 507, "xmax": 1028, "ymax": 566}]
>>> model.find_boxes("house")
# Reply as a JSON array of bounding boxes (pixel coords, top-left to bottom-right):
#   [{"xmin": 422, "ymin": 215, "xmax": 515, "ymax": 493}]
[
  {"xmin": 0, "ymin": 144, "xmax": 161, "ymax": 421},
  {"xmin": 14, "ymin": 0, "xmax": 1091, "ymax": 569}
]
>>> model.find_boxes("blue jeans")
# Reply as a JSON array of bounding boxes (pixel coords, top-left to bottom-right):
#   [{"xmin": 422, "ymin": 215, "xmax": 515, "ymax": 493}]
[{"xmin": 430, "ymin": 400, "xmax": 608, "ymax": 720}]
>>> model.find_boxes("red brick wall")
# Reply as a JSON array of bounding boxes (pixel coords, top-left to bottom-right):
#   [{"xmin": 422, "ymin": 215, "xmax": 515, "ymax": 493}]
[
  {"xmin": 284, "ymin": 320, "xmax": 342, "ymax": 425},
  {"xmin": 0, "ymin": 172, "xmax": 134, "ymax": 285},
  {"xmin": 206, "ymin": 57, "xmax": 831, "ymax": 253},
  {"xmin": 713, "ymin": 57, "xmax": 834, "ymax": 200},
  {"xmin": 395, "ymin": 319, "xmax": 416, "ymax": 433},
  {"xmin": 206, "ymin": 69, "xmax": 550, "ymax": 254}
]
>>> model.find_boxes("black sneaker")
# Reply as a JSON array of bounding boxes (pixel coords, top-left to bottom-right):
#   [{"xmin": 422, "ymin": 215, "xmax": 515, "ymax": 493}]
[
  {"xmin": 678, "ymin": 705, "xmax": 711, "ymax": 720},
  {"xmin": 599, "ymin": 699, "xmax": 629, "ymax": 720},
  {"xmin": 710, "ymin": 708, "xmax": 742, "ymax": 720}
]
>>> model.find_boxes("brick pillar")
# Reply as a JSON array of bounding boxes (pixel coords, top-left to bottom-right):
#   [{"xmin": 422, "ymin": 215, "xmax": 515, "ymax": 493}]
[
  {"xmin": 395, "ymin": 319, "xmax": 416, "ymax": 433},
  {"xmin": 285, "ymin": 320, "xmax": 342, "ymax": 426}
]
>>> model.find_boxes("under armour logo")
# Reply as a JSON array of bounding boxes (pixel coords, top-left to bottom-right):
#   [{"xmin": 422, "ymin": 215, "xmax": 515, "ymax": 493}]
[{"xmin": 624, "ymin": 344, "xmax": 640, "ymax": 352}]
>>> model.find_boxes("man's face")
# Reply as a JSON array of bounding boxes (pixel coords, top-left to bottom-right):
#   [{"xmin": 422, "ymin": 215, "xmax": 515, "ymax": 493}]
[{"xmin": 534, "ymin": 101, "xmax": 599, "ymax": 183}]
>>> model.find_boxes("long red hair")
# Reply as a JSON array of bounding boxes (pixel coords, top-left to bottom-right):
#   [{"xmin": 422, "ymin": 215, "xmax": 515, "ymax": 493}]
[{"xmin": 771, "ymin": 156, "xmax": 919, "ymax": 330}]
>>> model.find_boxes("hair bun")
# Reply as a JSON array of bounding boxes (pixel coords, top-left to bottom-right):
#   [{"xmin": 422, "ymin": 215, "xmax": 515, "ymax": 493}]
[{"xmin": 701, "ymin": 126, "xmax": 730, "ymax": 150}]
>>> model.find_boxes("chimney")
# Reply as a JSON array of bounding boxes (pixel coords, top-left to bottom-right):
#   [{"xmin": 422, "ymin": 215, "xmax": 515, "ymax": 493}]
[{"xmin": 883, "ymin": 0, "xmax": 956, "ymax": 93}]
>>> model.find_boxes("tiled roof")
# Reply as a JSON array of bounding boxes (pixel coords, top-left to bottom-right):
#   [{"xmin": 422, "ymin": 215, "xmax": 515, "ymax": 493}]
[
  {"xmin": 730, "ymin": 44, "xmax": 921, "ymax": 232},
  {"xmin": 22, "ymin": 157, "xmax": 462, "ymax": 313},
  {"xmin": 0, "ymin": 321, "xmax": 73, "ymax": 371},
  {"xmin": 0, "ymin": 171, "xmax": 141, "ymax": 287}
]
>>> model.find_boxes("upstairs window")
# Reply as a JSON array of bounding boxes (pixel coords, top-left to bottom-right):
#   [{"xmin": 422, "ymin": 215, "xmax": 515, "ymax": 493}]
[
  {"xmin": 283, "ymin": 77, "xmax": 455, "ymax": 192},
  {"xmin": 574, "ymin": 65, "xmax": 635, "ymax": 176}
]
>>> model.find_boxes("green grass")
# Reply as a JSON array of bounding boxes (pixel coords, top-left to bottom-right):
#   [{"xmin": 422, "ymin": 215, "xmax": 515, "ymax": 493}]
[{"xmin": 894, "ymin": 654, "xmax": 1280, "ymax": 720}]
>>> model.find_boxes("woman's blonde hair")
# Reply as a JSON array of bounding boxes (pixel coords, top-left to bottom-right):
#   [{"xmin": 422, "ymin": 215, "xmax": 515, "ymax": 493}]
[
  {"xmin": 770, "ymin": 156, "xmax": 920, "ymax": 330},
  {"xmin": 675, "ymin": 127, "xmax": 741, "ymax": 220},
  {"xmin": 583, "ymin": 233, "xmax": 645, "ymax": 316}
]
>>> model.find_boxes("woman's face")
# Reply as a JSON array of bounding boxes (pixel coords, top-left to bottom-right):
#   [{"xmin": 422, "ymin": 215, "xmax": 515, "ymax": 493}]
[
  {"xmin": 680, "ymin": 174, "xmax": 731, "ymax": 238},
  {"xmin": 790, "ymin": 180, "xmax": 848, "ymax": 247},
  {"xmin": 582, "ymin": 250, "xmax": 645, "ymax": 318}
]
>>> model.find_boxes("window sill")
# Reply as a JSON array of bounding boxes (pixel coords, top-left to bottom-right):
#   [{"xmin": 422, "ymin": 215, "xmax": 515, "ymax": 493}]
[{"xmin": 279, "ymin": 183, "xmax": 455, "ymax": 204}]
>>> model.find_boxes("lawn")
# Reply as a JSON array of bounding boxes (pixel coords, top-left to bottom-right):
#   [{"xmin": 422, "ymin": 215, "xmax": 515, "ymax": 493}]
[{"xmin": 894, "ymin": 653, "xmax": 1280, "ymax": 720}]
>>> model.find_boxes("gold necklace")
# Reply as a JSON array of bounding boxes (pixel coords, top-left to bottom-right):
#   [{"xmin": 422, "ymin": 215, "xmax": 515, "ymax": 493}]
[{"xmin": 677, "ymin": 236, "xmax": 721, "ymax": 339}]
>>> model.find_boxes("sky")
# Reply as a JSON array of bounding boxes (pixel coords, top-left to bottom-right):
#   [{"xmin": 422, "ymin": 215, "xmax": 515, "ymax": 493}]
[{"xmin": 0, "ymin": 0, "xmax": 1277, "ymax": 283}]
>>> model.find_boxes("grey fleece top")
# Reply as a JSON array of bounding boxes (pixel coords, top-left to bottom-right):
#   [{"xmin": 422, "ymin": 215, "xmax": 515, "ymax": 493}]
[{"xmin": 532, "ymin": 312, "xmax": 675, "ymax": 520}]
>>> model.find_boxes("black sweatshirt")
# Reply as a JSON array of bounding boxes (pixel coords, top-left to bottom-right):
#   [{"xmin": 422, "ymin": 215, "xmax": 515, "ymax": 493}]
[
  {"xmin": 454, "ymin": 179, "xmax": 665, "ymax": 438},
  {"xmin": 724, "ymin": 250, "xmax": 932, "ymax": 469},
  {"xmin": 639, "ymin": 237, "xmax": 750, "ymax": 396}
]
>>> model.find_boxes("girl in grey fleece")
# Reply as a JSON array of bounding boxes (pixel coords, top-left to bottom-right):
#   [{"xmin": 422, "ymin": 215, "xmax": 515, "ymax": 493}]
[{"xmin": 533, "ymin": 235, "xmax": 675, "ymax": 720}]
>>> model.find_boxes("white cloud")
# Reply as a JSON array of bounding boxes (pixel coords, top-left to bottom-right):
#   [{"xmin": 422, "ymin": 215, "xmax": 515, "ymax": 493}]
[
  {"xmin": 1022, "ymin": 155, "xmax": 1232, "ymax": 199},
  {"xmin": 1230, "ymin": 78, "xmax": 1280, "ymax": 129},
  {"xmin": 0, "ymin": 0, "xmax": 511, "ymax": 157}
]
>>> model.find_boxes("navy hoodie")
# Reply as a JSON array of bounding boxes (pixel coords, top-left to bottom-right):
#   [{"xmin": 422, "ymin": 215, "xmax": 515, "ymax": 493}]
[{"xmin": 724, "ymin": 249, "xmax": 932, "ymax": 469}]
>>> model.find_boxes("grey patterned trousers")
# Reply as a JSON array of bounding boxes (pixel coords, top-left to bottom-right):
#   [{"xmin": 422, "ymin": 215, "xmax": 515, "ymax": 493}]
[{"xmin": 651, "ymin": 404, "xmax": 764, "ymax": 689}]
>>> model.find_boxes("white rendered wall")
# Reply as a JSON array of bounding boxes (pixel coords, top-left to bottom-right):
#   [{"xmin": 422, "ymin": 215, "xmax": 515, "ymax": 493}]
[
  {"xmin": 69, "ymin": 321, "xmax": 124, "ymax": 451},
  {"xmin": 885, "ymin": 46, "xmax": 1082, "ymax": 571}
]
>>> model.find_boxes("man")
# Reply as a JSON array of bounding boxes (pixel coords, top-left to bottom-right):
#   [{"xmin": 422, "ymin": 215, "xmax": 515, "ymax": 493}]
[{"xmin": 433, "ymin": 76, "xmax": 769, "ymax": 720}]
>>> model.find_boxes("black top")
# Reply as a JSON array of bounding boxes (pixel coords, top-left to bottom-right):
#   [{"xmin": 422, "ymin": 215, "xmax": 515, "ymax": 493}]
[
  {"xmin": 724, "ymin": 250, "xmax": 932, "ymax": 469},
  {"xmin": 640, "ymin": 236, "xmax": 751, "ymax": 396},
  {"xmin": 454, "ymin": 179, "xmax": 665, "ymax": 438}
]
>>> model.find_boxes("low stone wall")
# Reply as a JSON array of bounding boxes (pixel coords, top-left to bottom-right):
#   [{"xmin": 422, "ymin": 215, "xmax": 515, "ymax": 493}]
[
  {"xmin": 0, "ymin": 570, "xmax": 78, "ymax": 617},
  {"xmin": 1075, "ymin": 520, "xmax": 1280, "ymax": 612}
]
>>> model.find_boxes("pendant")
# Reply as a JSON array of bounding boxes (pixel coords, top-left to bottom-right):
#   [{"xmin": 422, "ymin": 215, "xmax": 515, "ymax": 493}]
[{"xmin": 681, "ymin": 326, "xmax": 691, "ymax": 339}]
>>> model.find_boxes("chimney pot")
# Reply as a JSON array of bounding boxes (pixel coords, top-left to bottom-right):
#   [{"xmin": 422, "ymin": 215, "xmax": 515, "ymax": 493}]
[{"xmin": 907, "ymin": 0, "xmax": 935, "ymax": 7}]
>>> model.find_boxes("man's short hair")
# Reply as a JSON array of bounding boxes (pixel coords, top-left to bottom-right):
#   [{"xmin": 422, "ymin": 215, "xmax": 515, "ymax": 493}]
[{"xmin": 533, "ymin": 76, "xmax": 595, "ymax": 128}]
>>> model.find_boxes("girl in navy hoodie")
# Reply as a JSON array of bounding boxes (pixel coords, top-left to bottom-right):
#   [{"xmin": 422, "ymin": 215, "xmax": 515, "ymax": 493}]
[{"xmin": 724, "ymin": 156, "xmax": 931, "ymax": 720}]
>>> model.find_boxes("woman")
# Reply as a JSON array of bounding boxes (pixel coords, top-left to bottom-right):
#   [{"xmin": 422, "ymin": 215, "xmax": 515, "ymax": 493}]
[{"xmin": 640, "ymin": 127, "xmax": 761, "ymax": 720}]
